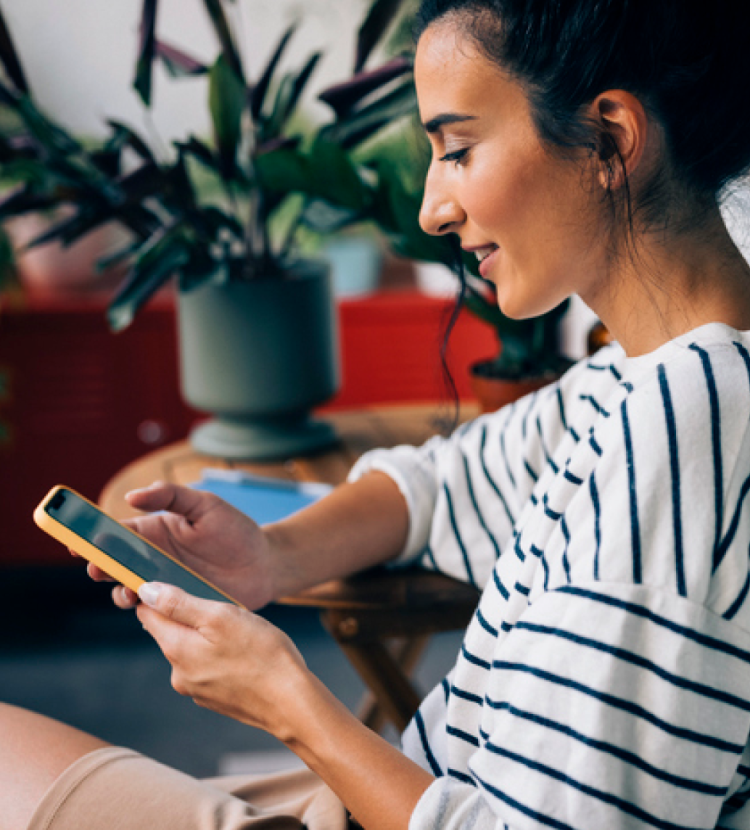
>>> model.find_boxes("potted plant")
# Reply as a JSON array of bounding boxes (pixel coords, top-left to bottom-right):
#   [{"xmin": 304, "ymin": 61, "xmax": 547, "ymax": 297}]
[{"xmin": 0, "ymin": 0, "xmax": 418, "ymax": 459}]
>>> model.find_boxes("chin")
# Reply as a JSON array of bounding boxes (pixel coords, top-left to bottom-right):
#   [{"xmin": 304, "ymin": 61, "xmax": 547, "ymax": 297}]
[{"xmin": 496, "ymin": 282, "xmax": 570, "ymax": 321}]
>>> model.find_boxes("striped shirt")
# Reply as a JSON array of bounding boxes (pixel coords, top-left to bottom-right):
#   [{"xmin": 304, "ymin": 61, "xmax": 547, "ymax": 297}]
[{"xmin": 349, "ymin": 322, "xmax": 750, "ymax": 830}]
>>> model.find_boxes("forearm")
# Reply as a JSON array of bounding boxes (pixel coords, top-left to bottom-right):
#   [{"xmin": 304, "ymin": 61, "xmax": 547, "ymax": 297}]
[
  {"xmin": 280, "ymin": 670, "xmax": 433, "ymax": 830},
  {"xmin": 263, "ymin": 471, "xmax": 410, "ymax": 600}
]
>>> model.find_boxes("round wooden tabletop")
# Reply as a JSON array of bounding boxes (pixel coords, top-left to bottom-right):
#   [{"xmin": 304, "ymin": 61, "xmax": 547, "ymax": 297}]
[{"xmin": 100, "ymin": 403, "xmax": 475, "ymax": 519}]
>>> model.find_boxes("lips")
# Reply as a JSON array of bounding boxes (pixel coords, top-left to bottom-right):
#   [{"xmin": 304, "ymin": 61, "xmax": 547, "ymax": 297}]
[{"xmin": 472, "ymin": 245, "xmax": 499, "ymax": 278}]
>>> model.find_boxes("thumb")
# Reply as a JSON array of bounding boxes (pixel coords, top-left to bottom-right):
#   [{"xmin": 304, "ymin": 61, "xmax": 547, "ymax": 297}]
[{"xmin": 138, "ymin": 582, "xmax": 204, "ymax": 628}]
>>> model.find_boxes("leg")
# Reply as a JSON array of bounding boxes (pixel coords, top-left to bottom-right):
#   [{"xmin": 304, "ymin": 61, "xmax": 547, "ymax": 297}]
[{"xmin": 0, "ymin": 702, "xmax": 109, "ymax": 830}]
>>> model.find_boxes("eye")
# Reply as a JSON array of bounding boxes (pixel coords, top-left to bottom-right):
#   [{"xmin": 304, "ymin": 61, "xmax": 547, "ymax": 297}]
[{"xmin": 439, "ymin": 147, "xmax": 469, "ymax": 167}]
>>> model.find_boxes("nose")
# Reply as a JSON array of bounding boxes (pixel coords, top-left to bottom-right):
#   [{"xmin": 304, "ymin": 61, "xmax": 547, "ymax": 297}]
[{"xmin": 419, "ymin": 165, "xmax": 465, "ymax": 236}]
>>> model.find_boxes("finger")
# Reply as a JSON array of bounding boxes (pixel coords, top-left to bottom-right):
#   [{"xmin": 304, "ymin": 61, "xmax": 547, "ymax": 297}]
[
  {"xmin": 125, "ymin": 482, "xmax": 212, "ymax": 523},
  {"xmin": 87, "ymin": 562, "xmax": 115, "ymax": 582},
  {"xmin": 113, "ymin": 584, "xmax": 139, "ymax": 609},
  {"xmin": 137, "ymin": 582, "xmax": 221, "ymax": 630}
]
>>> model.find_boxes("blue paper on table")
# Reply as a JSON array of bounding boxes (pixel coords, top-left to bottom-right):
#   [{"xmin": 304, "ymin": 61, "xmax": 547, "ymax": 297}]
[{"xmin": 192, "ymin": 469, "xmax": 333, "ymax": 525}]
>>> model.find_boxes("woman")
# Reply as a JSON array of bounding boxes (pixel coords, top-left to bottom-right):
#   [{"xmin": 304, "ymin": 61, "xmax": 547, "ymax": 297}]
[{"xmin": 6, "ymin": 0, "xmax": 750, "ymax": 827}]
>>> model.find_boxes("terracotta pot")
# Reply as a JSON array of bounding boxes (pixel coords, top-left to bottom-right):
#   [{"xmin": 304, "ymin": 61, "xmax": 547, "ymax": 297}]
[
  {"xmin": 8, "ymin": 211, "xmax": 131, "ymax": 295},
  {"xmin": 469, "ymin": 360, "xmax": 559, "ymax": 413}
]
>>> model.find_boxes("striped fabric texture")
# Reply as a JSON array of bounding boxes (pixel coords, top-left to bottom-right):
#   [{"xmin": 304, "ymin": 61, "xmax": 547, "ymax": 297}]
[{"xmin": 349, "ymin": 322, "xmax": 750, "ymax": 830}]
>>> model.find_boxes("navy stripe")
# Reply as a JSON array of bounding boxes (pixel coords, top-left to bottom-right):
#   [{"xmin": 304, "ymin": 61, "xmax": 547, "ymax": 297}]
[
  {"xmin": 441, "ymin": 677, "xmax": 451, "ymax": 704},
  {"xmin": 473, "ymin": 774, "xmax": 578, "ymax": 830},
  {"xmin": 442, "ymin": 483, "xmax": 478, "ymax": 588},
  {"xmin": 499, "ymin": 428, "xmax": 517, "ymax": 490},
  {"xmin": 570, "ymin": 426, "xmax": 581, "ymax": 443},
  {"xmin": 560, "ymin": 516, "xmax": 572, "ymax": 582},
  {"xmin": 482, "ymin": 742, "xmax": 709, "ymax": 830},
  {"xmin": 514, "ymin": 581, "xmax": 530, "ymax": 596},
  {"xmin": 447, "ymin": 768, "xmax": 476, "ymax": 786},
  {"xmin": 690, "ymin": 344, "xmax": 723, "ymax": 565},
  {"xmin": 589, "ymin": 434, "xmax": 603, "ymax": 456},
  {"xmin": 621, "ymin": 396, "xmax": 642, "ymax": 583},
  {"xmin": 542, "ymin": 494, "xmax": 562, "ymax": 520},
  {"xmin": 610, "ymin": 364, "xmax": 623, "ymax": 382},
  {"xmin": 521, "ymin": 393, "xmax": 536, "ymax": 440},
  {"xmin": 513, "ymin": 533, "xmax": 526, "ymax": 562},
  {"xmin": 478, "ymin": 425, "xmax": 515, "ymax": 526},
  {"xmin": 563, "ymin": 468, "xmax": 583, "ymax": 486},
  {"xmin": 450, "ymin": 683, "xmax": 483, "ymax": 706},
  {"xmin": 414, "ymin": 709, "xmax": 442, "ymax": 776},
  {"xmin": 586, "ymin": 359, "xmax": 615, "ymax": 373},
  {"xmin": 516, "ymin": 620, "xmax": 750, "ymax": 712},
  {"xmin": 447, "ymin": 724, "xmax": 480, "ymax": 747},
  {"xmin": 733, "ymin": 341, "xmax": 750, "ymax": 390},
  {"xmin": 486, "ymin": 700, "xmax": 726, "ymax": 796},
  {"xmin": 524, "ymin": 458, "xmax": 539, "ymax": 483},
  {"xmin": 716, "ymin": 473, "xmax": 750, "ymax": 571},
  {"xmin": 557, "ymin": 586, "xmax": 750, "ymax": 663},
  {"xmin": 492, "ymin": 661, "xmax": 744, "ymax": 753},
  {"xmin": 493, "ymin": 568, "xmax": 511, "ymax": 600},
  {"xmin": 420, "ymin": 545, "xmax": 438, "ymax": 571},
  {"xmin": 460, "ymin": 448, "xmax": 503, "ymax": 561},
  {"xmin": 536, "ymin": 416, "xmax": 559, "ymax": 474},
  {"xmin": 724, "ymin": 566, "xmax": 750, "ymax": 621},
  {"xmin": 462, "ymin": 643, "xmax": 492, "ymax": 670},
  {"xmin": 658, "ymin": 364, "xmax": 687, "ymax": 596},
  {"xmin": 579, "ymin": 393, "xmax": 611, "ymax": 418},
  {"xmin": 476, "ymin": 607, "xmax": 499, "ymax": 637},
  {"xmin": 590, "ymin": 472, "xmax": 601, "ymax": 580},
  {"xmin": 556, "ymin": 386, "xmax": 568, "ymax": 431}
]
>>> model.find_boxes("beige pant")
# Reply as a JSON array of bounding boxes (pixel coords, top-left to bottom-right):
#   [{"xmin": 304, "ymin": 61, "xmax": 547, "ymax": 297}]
[{"xmin": 29, "ymin": 747, "xmax": 352, "ymax": 830}]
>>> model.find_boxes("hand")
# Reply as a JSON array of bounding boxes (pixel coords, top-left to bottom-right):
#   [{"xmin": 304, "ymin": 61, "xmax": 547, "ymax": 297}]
[
  {"xmin": 87, "ymin": 481, "xmax": 275, "ymax": 611},
  {"xmin": 136, "ymin": 582, "xmax": 310, "ymax": 738}
]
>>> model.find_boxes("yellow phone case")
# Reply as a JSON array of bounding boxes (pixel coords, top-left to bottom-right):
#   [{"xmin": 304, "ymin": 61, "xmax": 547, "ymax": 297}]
[{"xmin": 34, "ymin": 485, "xmax": 239, "ymax": 605}]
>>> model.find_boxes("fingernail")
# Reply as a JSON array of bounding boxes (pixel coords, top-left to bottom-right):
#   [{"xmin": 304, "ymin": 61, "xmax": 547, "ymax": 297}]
[{"xmin": 138, "ymin": 583, "xmax": 163, "ymax": 607}]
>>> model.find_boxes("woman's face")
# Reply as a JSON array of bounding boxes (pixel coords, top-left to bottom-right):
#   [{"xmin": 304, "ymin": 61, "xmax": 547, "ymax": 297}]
[{"xmin": 415, "ymin": 20, "xmax": 608, "ymax": 320}]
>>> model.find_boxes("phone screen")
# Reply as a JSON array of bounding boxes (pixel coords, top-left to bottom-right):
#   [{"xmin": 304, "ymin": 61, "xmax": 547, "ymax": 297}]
[{"xmin": 45, "ymin": 488, "xmax": 234, "ymax": 604}]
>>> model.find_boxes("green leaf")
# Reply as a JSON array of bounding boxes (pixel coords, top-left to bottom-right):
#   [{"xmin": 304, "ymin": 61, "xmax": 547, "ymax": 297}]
[
  {"xmin": 254, "ymin": 146, "xmax": 312, "ymax": 194},
  {"xmin": 355, "ymin": 0, "xmax": 404, "ymax": 72},
  {"xmin": 201, "ymin": 0, "xmax": 244, "ymax": 84},
  {"xmin": 324, "ymin": 78, "xmax": 416, "ymax": 149},
  {"xmin": 15, "ymin": 96, "xmax": 82, "ymax": 156},
  {"xmin": 107, "ymin": 225, "xmax": 189, "ymax": 331},
  {"xmin": 0, "ymin": 5, "xmax": 29, "ymax": 94},
  {"xmin": 306, "ymin": 137, "xmax": 370, "ymax": 211},
  {"xmin": 134, "ymin": 0, "xmax": 159, "ymax": 106},
  {"xmin": 250, "ymin": 22, "xmax": 297, "ymax": 119},
  {"xmin": 208, "ymin": 53, "xmax": 246, "ymax": 179},
  {"xmin": 105, "ymin": 120, "xmax": 156, "ymax": 163}
]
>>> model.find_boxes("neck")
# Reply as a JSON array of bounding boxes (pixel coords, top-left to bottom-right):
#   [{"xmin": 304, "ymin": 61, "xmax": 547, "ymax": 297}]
[{"xmin": 582, "ymin": 205, "xmax": 750, "ymax": 357}]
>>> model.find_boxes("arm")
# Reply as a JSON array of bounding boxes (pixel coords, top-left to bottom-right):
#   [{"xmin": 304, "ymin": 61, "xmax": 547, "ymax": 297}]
[
  {"xmin": 136, "ymin": 581, "xmax": 433, "ymax": 830},
  {"xmin": 97, "ymin": 471, "xmax": 409, "ymax": 610}
]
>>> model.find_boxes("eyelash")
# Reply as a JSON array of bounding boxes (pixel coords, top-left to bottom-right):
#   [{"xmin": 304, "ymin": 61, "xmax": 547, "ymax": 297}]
[{"xmin": 439, "ymin": 148, "xmax": 469, "ymax": 167}]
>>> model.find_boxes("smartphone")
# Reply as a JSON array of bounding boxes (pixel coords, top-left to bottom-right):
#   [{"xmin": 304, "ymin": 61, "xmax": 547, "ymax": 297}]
[{"xmin": 34, "ymin": 485, "xmax": 240, "ymax": 606}]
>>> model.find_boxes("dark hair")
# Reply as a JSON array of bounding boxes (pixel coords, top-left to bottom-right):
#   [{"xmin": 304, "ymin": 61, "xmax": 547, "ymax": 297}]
[{"xmin": 414, "ymin": 0, "xmax": 750, "ymax": 225}]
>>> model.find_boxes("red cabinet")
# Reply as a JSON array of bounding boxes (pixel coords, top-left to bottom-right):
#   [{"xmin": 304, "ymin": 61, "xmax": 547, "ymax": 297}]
[{"xmin": 0, "ymin": 288, "xmax": 494, "ymax": 567}]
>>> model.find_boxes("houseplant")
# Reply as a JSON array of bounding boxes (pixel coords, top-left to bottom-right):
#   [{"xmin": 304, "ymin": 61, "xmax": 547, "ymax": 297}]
[
  {"xmin": 0, "ymin": 0, "xmax": 418, "ymax": 458},
  {"xmin": 0, "ymin": 0, "xmax": 571, "ymax": 437}
]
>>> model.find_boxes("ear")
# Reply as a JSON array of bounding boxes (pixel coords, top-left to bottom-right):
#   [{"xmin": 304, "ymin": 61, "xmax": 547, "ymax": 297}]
[{"xmin": 590, "ymin": 90, "xmax": 650, "ymax": 190}]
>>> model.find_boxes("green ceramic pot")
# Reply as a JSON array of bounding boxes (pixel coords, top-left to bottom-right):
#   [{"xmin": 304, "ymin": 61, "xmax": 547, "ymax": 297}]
[{"xmin": 178, "ymin": 260, "xmax": 340, "ymax": 460}]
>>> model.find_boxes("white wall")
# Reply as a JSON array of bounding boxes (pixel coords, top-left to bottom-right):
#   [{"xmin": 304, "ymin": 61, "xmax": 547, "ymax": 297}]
[{"xmin": 3, "ymin": 0, "xmax": 370, "ymax": 142}]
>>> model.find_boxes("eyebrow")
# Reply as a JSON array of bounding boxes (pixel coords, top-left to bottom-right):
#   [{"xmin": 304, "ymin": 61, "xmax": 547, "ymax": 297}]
[{"xmin": 422, "ymin": 113, "xmax": 478, "ymax": 134}]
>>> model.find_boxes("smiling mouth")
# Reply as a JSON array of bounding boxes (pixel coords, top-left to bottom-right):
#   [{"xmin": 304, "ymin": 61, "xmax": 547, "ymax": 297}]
[
  {"xmin": 473, "ymin": 246, "xmax": 496, "ymax": 263},
  {"xmin": 472, "ymin": 245, "xmax": 500, "ymax": 277}
]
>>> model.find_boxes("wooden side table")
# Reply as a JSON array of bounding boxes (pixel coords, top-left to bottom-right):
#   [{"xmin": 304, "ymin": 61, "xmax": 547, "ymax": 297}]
[{"xmin": 100, "ymin": 404, "xmax": 481, "ymax": 733}]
